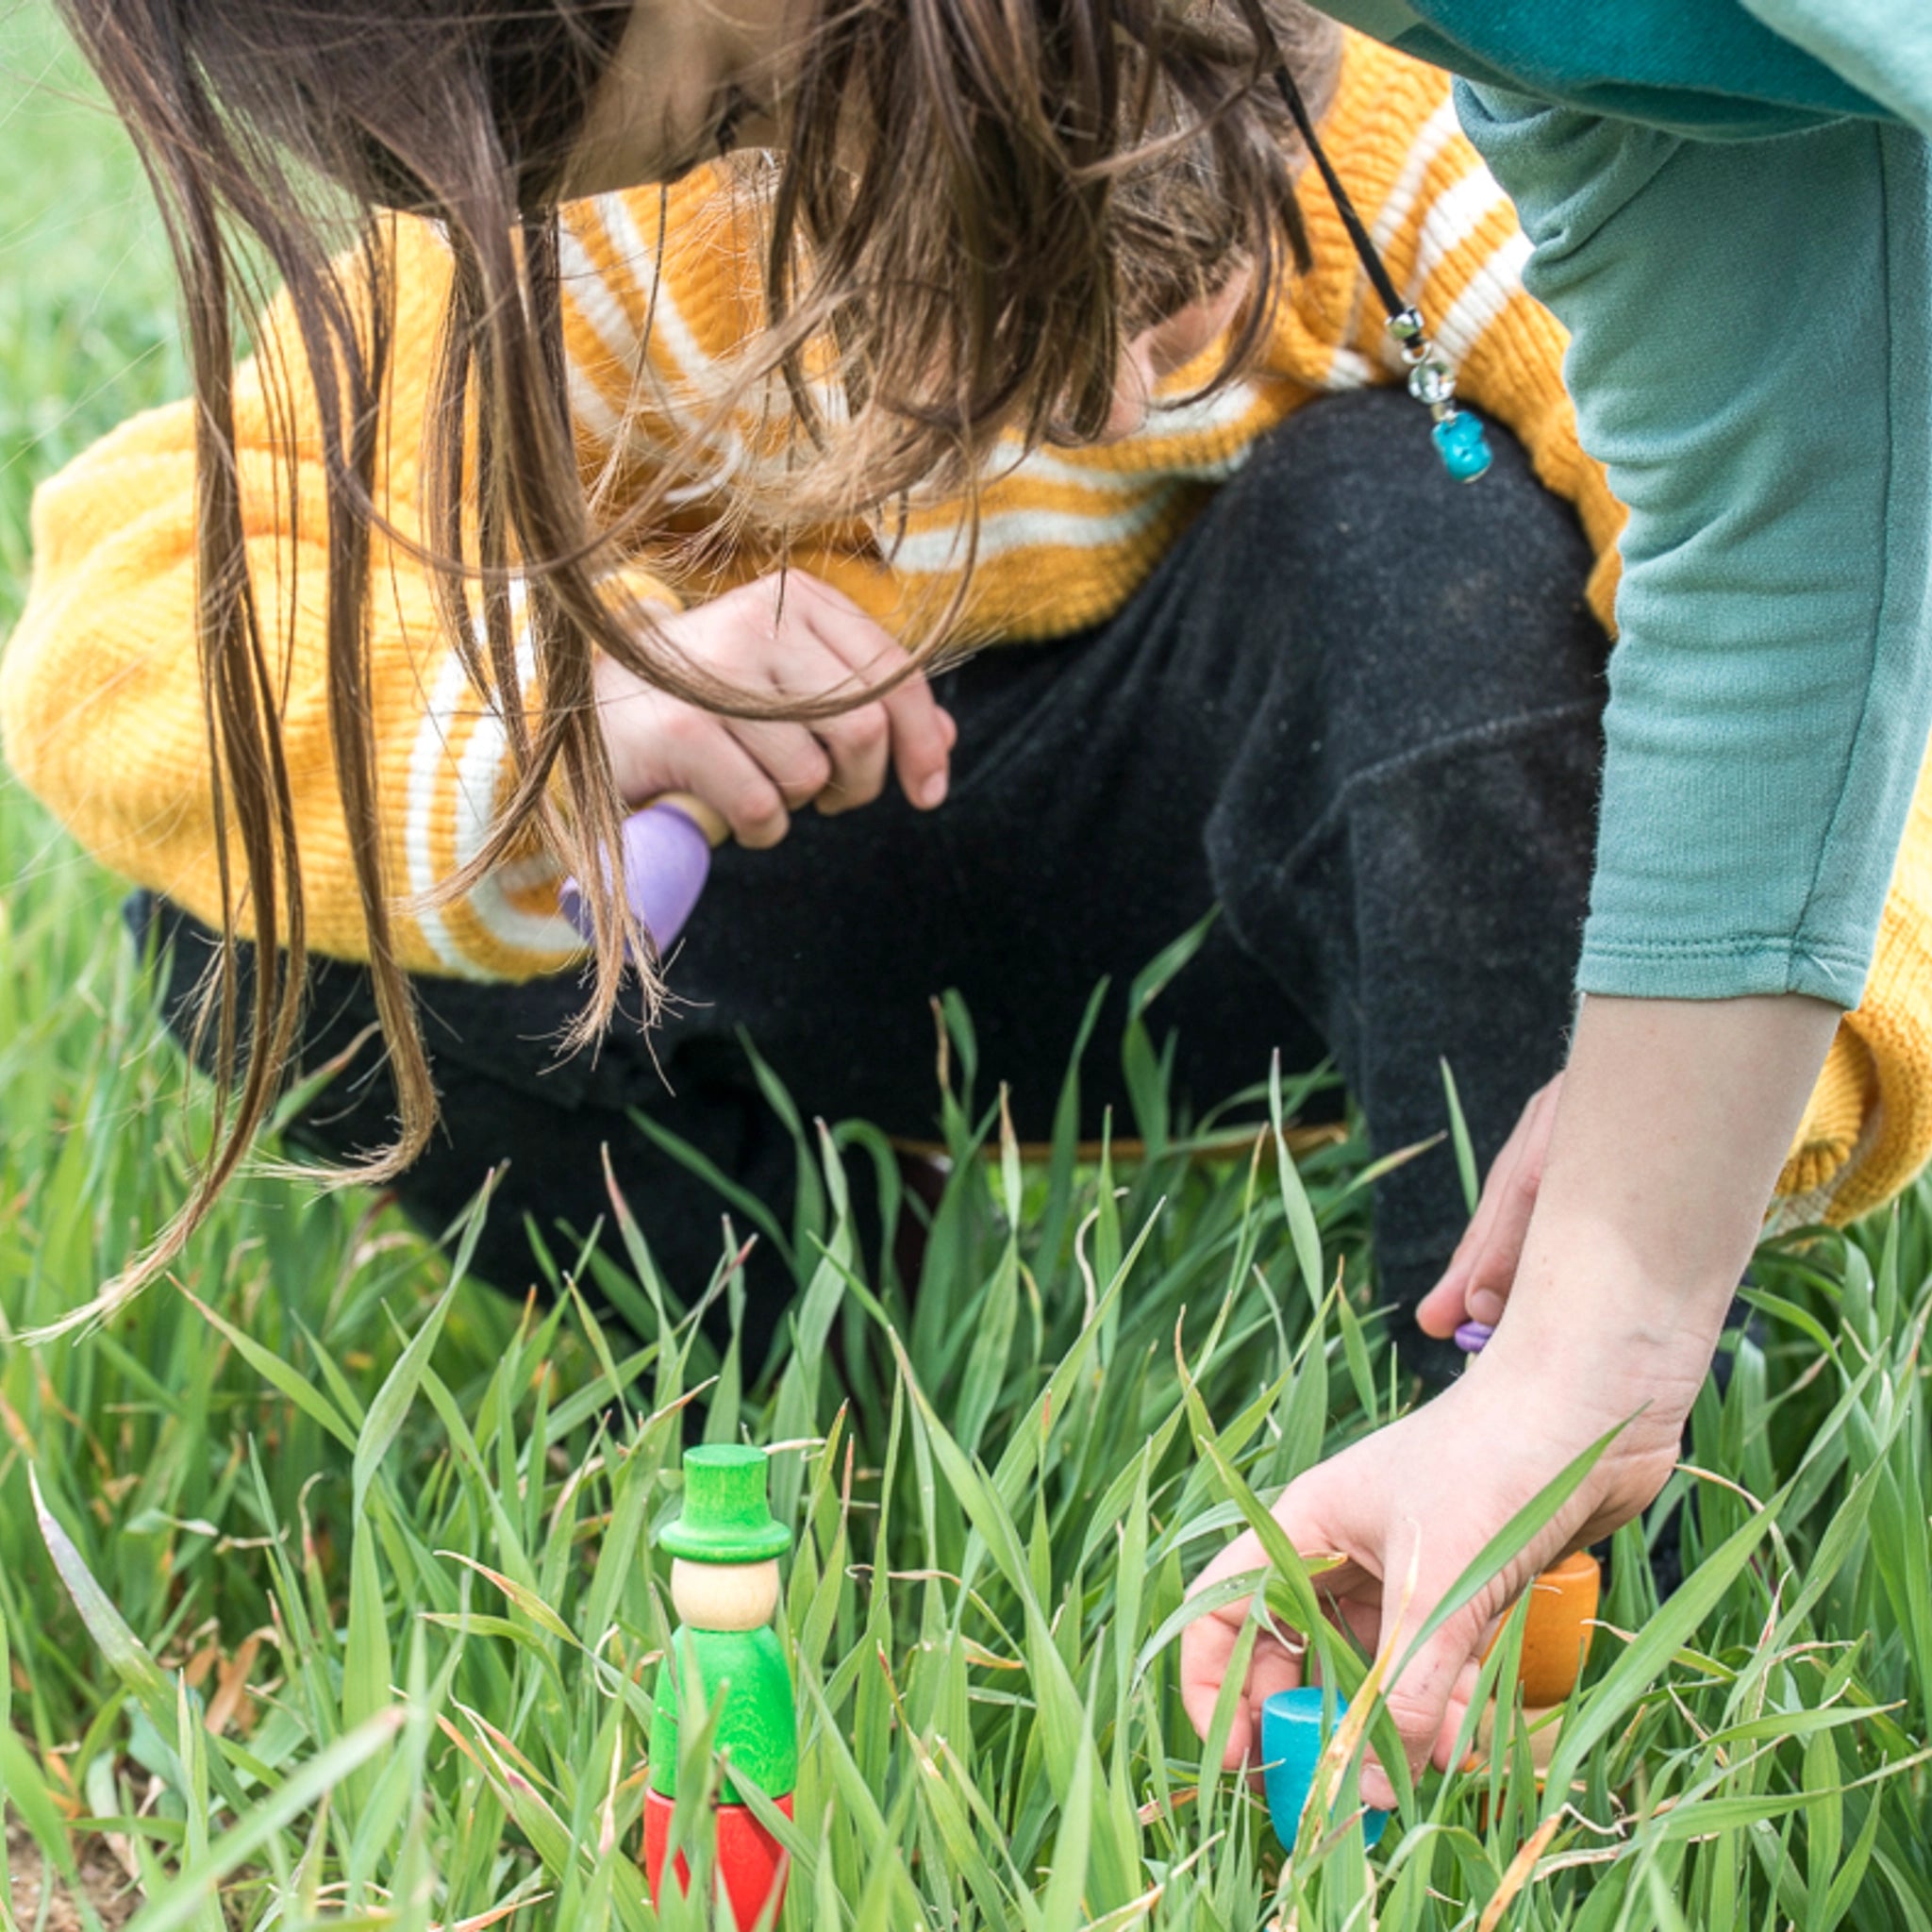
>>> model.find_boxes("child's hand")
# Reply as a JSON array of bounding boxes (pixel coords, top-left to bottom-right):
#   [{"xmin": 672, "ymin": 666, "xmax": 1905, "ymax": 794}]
[
  {"xmin": 1416, "ymin": 1074, "xmax": 1564, "ymax": 1339},
  {"xmin": 1179, "ymin": 1356, "xmax": 1684, "ymax": 1808},
  {"xmin": 592, "ymin": 571, "xmax": 956, "ymax": 847}
]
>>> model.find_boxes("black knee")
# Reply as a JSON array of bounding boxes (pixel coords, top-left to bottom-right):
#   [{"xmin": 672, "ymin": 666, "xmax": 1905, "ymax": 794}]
[
  {"xmin": 1180, "ymin": 391, "xmax": 1608, "ymax": 1385},
  {"xmin": 1212, "ymin": 388, "xmax": 1602, "ymax": 790}
]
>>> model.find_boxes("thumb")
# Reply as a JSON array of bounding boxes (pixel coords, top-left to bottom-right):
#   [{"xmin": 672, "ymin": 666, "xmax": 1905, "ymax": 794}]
[{"xmin": 1360, "ymin": 1576, "xmax": 1488, "ymax": 1811}]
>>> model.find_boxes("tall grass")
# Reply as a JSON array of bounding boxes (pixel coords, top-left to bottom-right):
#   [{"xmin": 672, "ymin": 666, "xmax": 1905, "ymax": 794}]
[
  {"xmin": 6, "ymin": 7, "xmax": 1932, "ymax": 1927},
  {"xmin": 11, "ymin": 958, "xmax": 1932, "ymax": 1931}
]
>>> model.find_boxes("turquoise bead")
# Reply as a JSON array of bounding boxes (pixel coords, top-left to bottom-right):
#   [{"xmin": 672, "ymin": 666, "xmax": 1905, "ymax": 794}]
[
  {"xmin": 1261, "ymin": 1688, "xmax": 1388, "ymax": 1853},
  {"xmin": 1431, "ymin": 410, "xmax": 1492, "ymax": 483}
]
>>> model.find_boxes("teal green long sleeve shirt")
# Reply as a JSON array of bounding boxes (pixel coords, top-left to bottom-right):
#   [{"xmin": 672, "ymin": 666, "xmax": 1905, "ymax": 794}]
[{"xmin": 1313, "ymin": 2, "xmax": 1932, "ymax": 1008}]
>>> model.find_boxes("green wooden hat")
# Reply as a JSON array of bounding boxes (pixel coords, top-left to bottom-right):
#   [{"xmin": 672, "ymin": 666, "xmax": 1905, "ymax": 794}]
[{"xmin": 658, "ymin": 1446, "xmax": 791, "ymax": 1564}]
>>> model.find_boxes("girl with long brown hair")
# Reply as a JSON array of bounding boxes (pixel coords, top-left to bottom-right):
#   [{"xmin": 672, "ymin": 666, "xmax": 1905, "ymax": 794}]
[
  {"xmin": 6, "ymin": 0, "xmax": 1631, "ymax": 1341},
  {"xmin": 8, "ymin": 0, "xmax": 1931, "ymax": 1845}
]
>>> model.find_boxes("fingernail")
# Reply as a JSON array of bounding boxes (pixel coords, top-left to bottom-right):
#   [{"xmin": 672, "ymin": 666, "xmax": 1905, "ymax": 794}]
[
  {"xmin": 1469, "ymin": 1290, "xmax": 1504, "ymax": 1325},
  {"xmin": 922, "ymin": 773, "xmax": 947, "ymax": 808}
]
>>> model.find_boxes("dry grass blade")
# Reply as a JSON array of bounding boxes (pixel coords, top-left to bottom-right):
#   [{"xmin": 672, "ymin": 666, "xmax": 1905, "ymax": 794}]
[{"xmin": 1474, "ymin": 1814, "xmax": 1561, "ymax": 1932}]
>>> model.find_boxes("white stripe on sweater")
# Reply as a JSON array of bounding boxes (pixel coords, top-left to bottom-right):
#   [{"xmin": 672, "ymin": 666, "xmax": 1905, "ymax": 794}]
[
  {"xmin": 1371, "ymin": 95, "xmax": 1465, "ymax": 251},
  {"xmin": 569, "ymin": 196, "xmax": 756, "ymax": 484},
  {"xmin": 1409, "ymin": 167, "xmax": 1512, "ymax": 299},
  {"xmin": 591, "ymin": 193, "xmax": 716, "ymax": 394},
  {"xmin": 887, "ymin": 490, "xmax": 1180, "ymax": 574},
  {"xmin": 450, "ymin": 636, "xmax": 583, "ymax": 961},
  {"xmin": 1327, "ymin": 92, "xmax": 1465, "ymax": 359},
  {"xmin": 558, "ymin": 215, "xmax": 648, "ymax": 374},
  {"xmin": 404, "ymin": 644, "xmax": 488, "ymax": 978},
  {"xmin": 1431, "ymin": 230, "xmax": 1533, "ymax": 366},
  {"xmin": 403, "ymin": 592, "xmax": 578, "ymax": 974}
]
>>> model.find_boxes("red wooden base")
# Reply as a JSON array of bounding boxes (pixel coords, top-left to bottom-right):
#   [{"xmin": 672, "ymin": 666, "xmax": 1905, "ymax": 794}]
[{"xmin": 643, "ymin": 1790, "xmax": 792, "ymax": 1929}]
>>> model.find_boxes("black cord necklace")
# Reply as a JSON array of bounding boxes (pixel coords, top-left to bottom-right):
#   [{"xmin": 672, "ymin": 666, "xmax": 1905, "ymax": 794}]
[{"xmin": 1271, "ymin": 60, "xmax": 1492, "ymax": 482}]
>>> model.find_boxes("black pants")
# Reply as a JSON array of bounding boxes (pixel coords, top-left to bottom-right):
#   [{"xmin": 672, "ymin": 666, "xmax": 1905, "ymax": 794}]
[{"xmin": 133, "ymin": 390, "xmax": 1607, "ymax": 1385}]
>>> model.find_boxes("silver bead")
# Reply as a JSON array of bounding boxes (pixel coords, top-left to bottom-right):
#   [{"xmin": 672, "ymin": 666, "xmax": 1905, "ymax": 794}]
[
  {"xmin": 1407, "ymin": 357, "xmax": 1457, "ymax": 407},
  {"xmin": 1386, "ymin": 306, "xmax": 1425, "ymax": 344}
]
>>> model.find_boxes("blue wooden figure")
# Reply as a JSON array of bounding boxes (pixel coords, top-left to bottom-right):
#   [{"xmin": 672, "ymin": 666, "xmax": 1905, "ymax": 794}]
[{"xmin": 1262, "ymin": 1689, "xmax": 1388, "ymax": 1853}]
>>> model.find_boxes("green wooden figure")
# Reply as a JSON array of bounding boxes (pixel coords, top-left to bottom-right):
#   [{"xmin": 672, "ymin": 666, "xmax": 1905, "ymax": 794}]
[{"xmin": 643, "ymin": 1446, "xmax": 796, "ymax": 1927}]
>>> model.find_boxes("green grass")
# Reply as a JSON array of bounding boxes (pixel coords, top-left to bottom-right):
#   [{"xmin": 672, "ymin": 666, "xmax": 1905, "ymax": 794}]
[{"xmin": 8, "ymin": 6, "xmax": 1932, "ymax": 1927}]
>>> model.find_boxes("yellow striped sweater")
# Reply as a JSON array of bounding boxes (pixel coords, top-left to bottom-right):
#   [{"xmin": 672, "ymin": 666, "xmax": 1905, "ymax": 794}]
[{"xmin": 4, "ymin": 32, "xmax": 1929, "ymax": 1223}]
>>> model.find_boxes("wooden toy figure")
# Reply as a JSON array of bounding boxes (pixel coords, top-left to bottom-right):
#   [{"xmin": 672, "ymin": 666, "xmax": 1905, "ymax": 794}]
[
  {"xmin": 643, "ymin": 1445, "xmax": 796, "ymax": 1929},
  {"xmin": 1456, "ymin": 1322, "xmax": 1599, "ymax": 1773},
  {"xmin": 560, "ymin": 791, "xmax": 728, "ymax": 955},
  {"xmin": 1261, "ymin": 1688, "xmax": 1388, "ymax": 1854}
]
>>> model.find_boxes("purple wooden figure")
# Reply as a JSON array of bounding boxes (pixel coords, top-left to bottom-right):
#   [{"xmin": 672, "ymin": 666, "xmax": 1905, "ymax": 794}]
[{"xmin": 558, "ymin": 791, "xmax": 727, "ymax": 954}]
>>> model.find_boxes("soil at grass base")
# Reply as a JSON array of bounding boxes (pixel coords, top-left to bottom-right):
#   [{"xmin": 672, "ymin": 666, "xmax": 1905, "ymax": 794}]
[
  {"xmin": 5, "ymin": 1823, "xmax": 258, "ymax": 1930},
  {"xmin": 8, "ymin": 1824, "xmax": 137, "ymax": 1930}
]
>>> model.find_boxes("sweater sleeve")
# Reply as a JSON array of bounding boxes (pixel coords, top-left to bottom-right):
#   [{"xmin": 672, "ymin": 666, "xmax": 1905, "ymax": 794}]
[
  {"xmin": 1456, "ymin": 84, "xmax": 1932, "ymax": 1017},
  {"xmin": 0, "ymin": 212, "xmax": 684, "ymax": 980},
  {"xmin": 1447, "ymin": 85, "xmax": 1932, "ymax": 1225},
  {"xmin": 1303, "ymin": 43, "xmax": 1932, "ymax": 1223}
]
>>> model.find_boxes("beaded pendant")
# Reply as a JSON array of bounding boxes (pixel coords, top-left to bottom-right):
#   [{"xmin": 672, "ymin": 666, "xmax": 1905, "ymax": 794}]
[
  {"xmin": 1389, "ymin": 307, "xmax": 1494, "ymax": 484},
  {"xmin": 1272, "ymin": 54, "xmax": 1494, "ymax": 488}
]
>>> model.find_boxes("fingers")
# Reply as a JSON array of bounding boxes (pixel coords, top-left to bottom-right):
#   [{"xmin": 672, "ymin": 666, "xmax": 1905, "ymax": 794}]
[
  {"xmin": 1361, "ymin": 1578, "xmax": 1491, "ymax": 1811},
  {"xmin": 1417, "ymin": 1075, "xmax": 1563, "ymax": 1338},
  {"xmin": 1178, "ymin": 1434, "xmax": 1507, "ymax": 1818},
  {"xmin": 1178, "ymin": 1593, "xmax": 1298, "ymax": 1771},
  {"xmin": 604, "ymin": 574, "xmax": 954, "ymax": 841},
  {"xmin": 1179, "ymin": 1523, "xmax": 1300, "ymax": 1768},
  {"xmin": 1180, "ymin": 1525, "xmax": 1267, "ymax": 1758},
  {"xmin": 1180, "ymin": 1491, "xmax": 1357, "ymax": 1771},
  {"xmin": 790, "ymin": 577, "xmax": 954, "ymax": 812},
  {"xmin": 650, "ymin": 706, "xmax": 792, "ymax": 848},
  {"xmin": 1458, "ymin": 1077, "xmax": 1561, "ymax": 1327},
  {"xmin": 724, "ymin": 714, "xmax": 834, "ymax": 813}
]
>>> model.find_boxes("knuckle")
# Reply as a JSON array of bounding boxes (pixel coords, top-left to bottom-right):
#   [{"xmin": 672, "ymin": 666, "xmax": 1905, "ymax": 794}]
[
  {"xmin": 735, "ymin": 786, "xmax": 788, "ymax": 843},
  {"xmin": 715, "ymin": 586, "xmax": 763, "ymax": 631},
  {"xmin": 780, "ymin": 758, "xmax": 830, "ymax": 806},
  {"xmin": 842, "ymin": 705, "xmax": 889, "ymax": 752},
  {"xmin": 658, "ymin": 703, "xmax": 704, "ymax": 751},
  {"xmin": 1469, "ymin": 1260, "xmax": 1509, "ymax": 1303},
  {"xmin": 712, "ymin": 631, "xmax": 764, "ymax": 679},
  {"xmin": 1381, "ymin": 1688, "xmax": 1439, "ymax": 1743},
  {"xmin": 725, "ymin": 586, "xmax": 780, "ymax": 640}
]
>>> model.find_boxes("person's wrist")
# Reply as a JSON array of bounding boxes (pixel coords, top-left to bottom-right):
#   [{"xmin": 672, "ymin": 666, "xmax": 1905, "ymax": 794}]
[
  {"xmin": 1471, "ymin": 1341, "xmax": 1706, "ymax": 1509},
  {"xmin": 1482, "ymin": 1205, "xmax": 1725, "ymax": 1400}
]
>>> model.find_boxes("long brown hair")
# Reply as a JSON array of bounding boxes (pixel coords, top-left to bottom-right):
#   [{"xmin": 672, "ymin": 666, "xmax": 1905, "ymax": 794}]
[{"xmin": 48, "ymin": 0, "xmax": 1339, "ymax": 1324}]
